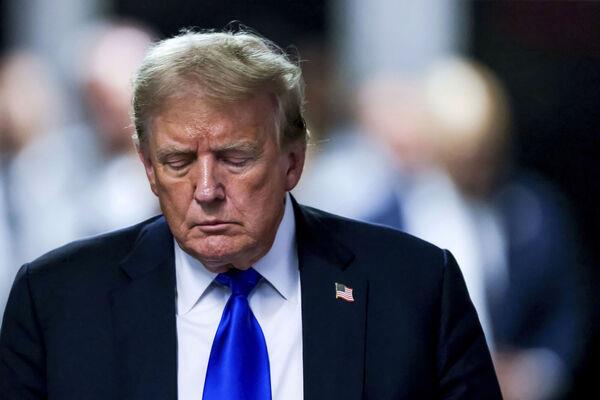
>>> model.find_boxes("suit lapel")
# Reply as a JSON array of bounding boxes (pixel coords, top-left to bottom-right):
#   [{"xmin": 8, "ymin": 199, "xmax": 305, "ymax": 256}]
[
  {"xmin": 294, "ymin": 201, "xmax": 367, "ymax": 400},
  {"xmin": 110, "ymin": 217, "xmax": 178, "ymax": 400}
]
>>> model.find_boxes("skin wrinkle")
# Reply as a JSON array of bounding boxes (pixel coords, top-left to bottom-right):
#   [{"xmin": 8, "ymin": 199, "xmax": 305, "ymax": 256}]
[{"xmin": 139, "ymin": 92, "xmax": 305, "ymax": 273}]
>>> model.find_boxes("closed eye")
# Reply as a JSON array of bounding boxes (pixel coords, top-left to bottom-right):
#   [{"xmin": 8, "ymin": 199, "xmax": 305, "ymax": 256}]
[
  {"xmin": 217, "ymin": 149, "xmax": 258, "ymax": 169},
  {"xmin": 166, "ymin": 159, "xmax": 193, "ymax": 170},
  {"xmin": 159, "ymin": 153, "xmax": 195, "ymax": 171},
  {"xmin": 222, "ymin": 157, "xmax": 251, "ymax": 168}
]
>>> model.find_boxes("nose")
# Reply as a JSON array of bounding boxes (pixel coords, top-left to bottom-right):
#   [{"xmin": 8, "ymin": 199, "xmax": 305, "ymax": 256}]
[{"xmin": 193, "ymin": 156, "xmax": 225, "ymax": 203}]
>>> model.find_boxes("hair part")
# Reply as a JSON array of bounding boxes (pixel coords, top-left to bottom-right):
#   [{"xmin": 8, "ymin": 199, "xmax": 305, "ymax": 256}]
[{"xmin": 132, "ymin": 29, "xmax": 307, "ymax": 151}]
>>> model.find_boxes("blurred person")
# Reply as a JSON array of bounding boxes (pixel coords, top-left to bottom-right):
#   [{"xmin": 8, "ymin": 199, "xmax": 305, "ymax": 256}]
[
  {"xmin": 293, "ymin": 74, "xmax": 398, "ymax": 220},
  {"xmin": 9, "ymin": 20, "xmax": 159, "ymax": 264},
  {"xmin": 294, "ymin": 122, "xmax": 396, "ymax": 219},
  {"xmin": 358, "ymin": 74, "xmax": 496, "ymax": 349},
  {"xmin": 363, "ymin": 57, "xmax": 584, "ymax": 400},
  {"xmin": 0, "ymin": 29, "xmax": 501, "ymax": 399},
  {"xmin": 0, "ymin": 51, "xmax": 64, "ymax": 314},
  {"xmin": 293, "ymin": 36, "xmax": 399, "ymax": 220},
  {"xmin": 0, "ymin": 52, "xmax": 62, "ymax": 157},
  {"xmin": 427, "ymin": 58, "xmax": 584, "ymax": 400},
  {"xmin": 75, "ymin": 20, "xmax": 160, "ymax": 233}
]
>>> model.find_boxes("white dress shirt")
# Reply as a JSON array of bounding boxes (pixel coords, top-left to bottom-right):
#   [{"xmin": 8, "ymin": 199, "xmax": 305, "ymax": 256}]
[{"xmin": 176, "ymin": 194, "xmax": 303, "ymax": 400}]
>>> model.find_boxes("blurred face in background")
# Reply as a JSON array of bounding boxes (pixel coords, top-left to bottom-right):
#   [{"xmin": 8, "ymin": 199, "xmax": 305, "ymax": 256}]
[
  {"xmin": 0, "ymin": 52, "xmax": 62, "ymax": 155},
  {"xmin": 83, "ymin": 25, "xmax": 153, "ymax": 154},
  {"xmin": 423, "ymin": 58, "xmax": 511, "ymax": 198},
  {"xmin": 357, "ymin": 78, "xmax": 434, "ymax": 172},
  {"xmin": 139, "ymin": 91, "xmax": 305, "ymax": 272}
]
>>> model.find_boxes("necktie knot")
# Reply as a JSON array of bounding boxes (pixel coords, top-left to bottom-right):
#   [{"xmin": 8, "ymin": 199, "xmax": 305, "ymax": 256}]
[{"xmin": 215, "ymin": 268, "xmax": 261, "ymax": 297}]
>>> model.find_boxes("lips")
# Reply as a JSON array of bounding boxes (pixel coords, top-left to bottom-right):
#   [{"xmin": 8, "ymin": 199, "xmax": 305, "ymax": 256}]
[
  {"xmin": 198, "ymin": 220, "xmax": 230, "ymax": 226},
  {"xmin": 194, "ymin": 220, "xmax": 237, "ymax": 232}
]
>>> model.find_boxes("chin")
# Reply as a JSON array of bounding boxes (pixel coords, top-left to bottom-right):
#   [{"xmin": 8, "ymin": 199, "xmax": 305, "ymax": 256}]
[{"xmin": 184, "ymin": 236, "xmax": 255, "ymax": 268}]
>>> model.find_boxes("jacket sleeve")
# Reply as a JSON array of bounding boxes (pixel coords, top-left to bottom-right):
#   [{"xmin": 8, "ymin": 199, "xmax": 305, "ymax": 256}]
[
  {"xmin": 0, "ymin": 264, "xmax": 47, "ymax": 399},
  {"xmin": 437, "ymin": 250, "xmax": 503, "ymax": 399}
]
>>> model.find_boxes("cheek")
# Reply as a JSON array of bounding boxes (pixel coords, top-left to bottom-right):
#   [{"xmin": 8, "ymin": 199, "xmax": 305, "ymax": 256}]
[
  {"xmin": 225, "ymin": 170, "xmax": 287, "ymax": 239},
  {"xmin": 227, "ymin": 165, "xmax": 285, "ymax": 206},
  {"xmin": 155, "ymin": 173, "xmax": 195, "ymax": 219}
]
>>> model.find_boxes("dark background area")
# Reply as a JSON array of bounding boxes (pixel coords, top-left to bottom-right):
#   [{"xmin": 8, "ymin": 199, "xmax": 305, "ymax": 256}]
[
  {"xmin": 470, "ymin": 3, "xmax": 600, "ymax": 397},
  {"xmin": 113, "ymin": 0, "xmax": 328, "ymax": 48}
]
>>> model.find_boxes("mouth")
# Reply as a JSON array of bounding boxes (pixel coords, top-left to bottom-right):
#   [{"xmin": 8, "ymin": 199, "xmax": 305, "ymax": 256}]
[{"xmin": 194, "ymin": 220, "xmax": 237, "ymax": 233}]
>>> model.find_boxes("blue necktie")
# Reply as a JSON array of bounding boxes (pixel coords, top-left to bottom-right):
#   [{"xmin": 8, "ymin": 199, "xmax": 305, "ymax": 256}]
[{"xmin": 203, "ymin": 268, "xmax": 272, "ymax": 400}]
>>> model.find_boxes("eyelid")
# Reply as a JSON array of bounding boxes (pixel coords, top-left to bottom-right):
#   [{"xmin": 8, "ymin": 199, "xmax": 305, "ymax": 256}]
[
  {"xmin": 221, "ymin": 156, "xmax": 250, "ymax": 167},
  {"xmin": 166, "ymin": 162, "xmax": 191, "ymax": 172},
  {"xmin": 169, "ymin": 159, "xmax": 191, "ymax": 166},
  {"xmin": 161, "ymin": 153, "xmax": 195, "ymax": 170}
]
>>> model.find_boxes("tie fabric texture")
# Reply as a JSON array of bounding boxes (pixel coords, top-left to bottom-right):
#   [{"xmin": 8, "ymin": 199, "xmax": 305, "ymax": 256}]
[{"xmin": 203, "ymin": 268, "xmax": 272, "ymax": 400}]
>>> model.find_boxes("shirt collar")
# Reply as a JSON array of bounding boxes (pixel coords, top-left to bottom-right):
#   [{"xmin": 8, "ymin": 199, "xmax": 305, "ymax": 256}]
[
  {"xmin": 253, "ymin": 192, "xmax": 298, "ymax": 302},
  {"xmin": 175, "ymin": 238, "xmax": 217, "ymax": 316},
  {"xmin": 175, "ymin": 193, "xmax": 298, "ymax": 315}
]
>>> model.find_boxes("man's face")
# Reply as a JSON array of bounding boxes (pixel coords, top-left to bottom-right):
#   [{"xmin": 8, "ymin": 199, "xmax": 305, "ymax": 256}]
[{"xmin": 139, "ymin": 92, "xmax": 305, "ymax": 272}]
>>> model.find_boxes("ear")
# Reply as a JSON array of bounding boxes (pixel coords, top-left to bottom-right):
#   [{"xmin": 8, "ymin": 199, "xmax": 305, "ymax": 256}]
[
  {"xmin": 283, "ymin": 140, "xmax": 306, "ymax": 191},
  {"xmin": 137, "ymin": 146, "xmax": 159, "ymax": 197}
]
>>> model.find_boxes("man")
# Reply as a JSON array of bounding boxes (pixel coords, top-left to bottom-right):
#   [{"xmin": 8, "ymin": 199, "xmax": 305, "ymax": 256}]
[{"xmin": 0, "ymin": 30, "xmax": 502, "ymax": 399}]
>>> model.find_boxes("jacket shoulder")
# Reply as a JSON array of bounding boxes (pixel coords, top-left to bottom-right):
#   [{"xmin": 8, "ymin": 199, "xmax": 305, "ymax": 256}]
[
  {"xmin": 301, "ymin": 204, "xmax": 445, "ymax": 261},
  {"xmin": 26, "ymin": 215, "xmax": 163, "ymax": 278},
  {"xmin": 297, "ymin": 203, "xmax": 455, "ymax": 296}
]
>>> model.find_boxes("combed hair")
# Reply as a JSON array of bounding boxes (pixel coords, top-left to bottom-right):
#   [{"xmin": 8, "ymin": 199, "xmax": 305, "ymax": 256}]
[{"xmin": 132, "ymin": 29, "xmax": 307, "ymax": 149}]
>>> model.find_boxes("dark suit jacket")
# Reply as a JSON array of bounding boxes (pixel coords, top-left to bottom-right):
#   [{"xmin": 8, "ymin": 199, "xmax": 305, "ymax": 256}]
[{"xmin": 0, "ymin": 201, "xmax": 501, "ymax": 399}]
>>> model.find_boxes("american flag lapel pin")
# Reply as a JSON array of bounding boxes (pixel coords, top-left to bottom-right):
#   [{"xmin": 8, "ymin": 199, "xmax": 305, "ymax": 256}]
[{"xmin": 335, "ymin": 282, "xmax": 355, "ymax": 302}]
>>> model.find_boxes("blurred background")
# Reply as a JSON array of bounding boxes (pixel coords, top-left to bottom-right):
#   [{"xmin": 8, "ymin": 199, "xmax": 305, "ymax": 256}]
[{"xmin": 0, "ymin": 1, "xmax": 598, "ymax": 399}]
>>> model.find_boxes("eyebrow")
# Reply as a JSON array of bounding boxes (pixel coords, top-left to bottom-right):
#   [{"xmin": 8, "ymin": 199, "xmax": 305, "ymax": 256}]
[
  {"xmin": 155, "ymin": 141, "xmax": 262, "ymax": 162},
  {"xmin": 156, "ymin": 146, "xmax": 195, "ymax": 162},
  {"xmin": 214, "ymin": 141, "xmax": 261, "ymax": 155}
]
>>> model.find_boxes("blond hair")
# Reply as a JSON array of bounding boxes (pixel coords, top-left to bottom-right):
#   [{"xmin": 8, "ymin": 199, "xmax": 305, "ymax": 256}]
[{"xmin": 132, "ymin": 29, "xmax": 307, "ymax": 149}]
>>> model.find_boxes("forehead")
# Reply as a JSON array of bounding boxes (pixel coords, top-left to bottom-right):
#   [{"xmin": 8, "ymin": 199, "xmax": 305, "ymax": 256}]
[{"xmin": 149, "ymin": 92, "xmax": 279, "ymax": 144}]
